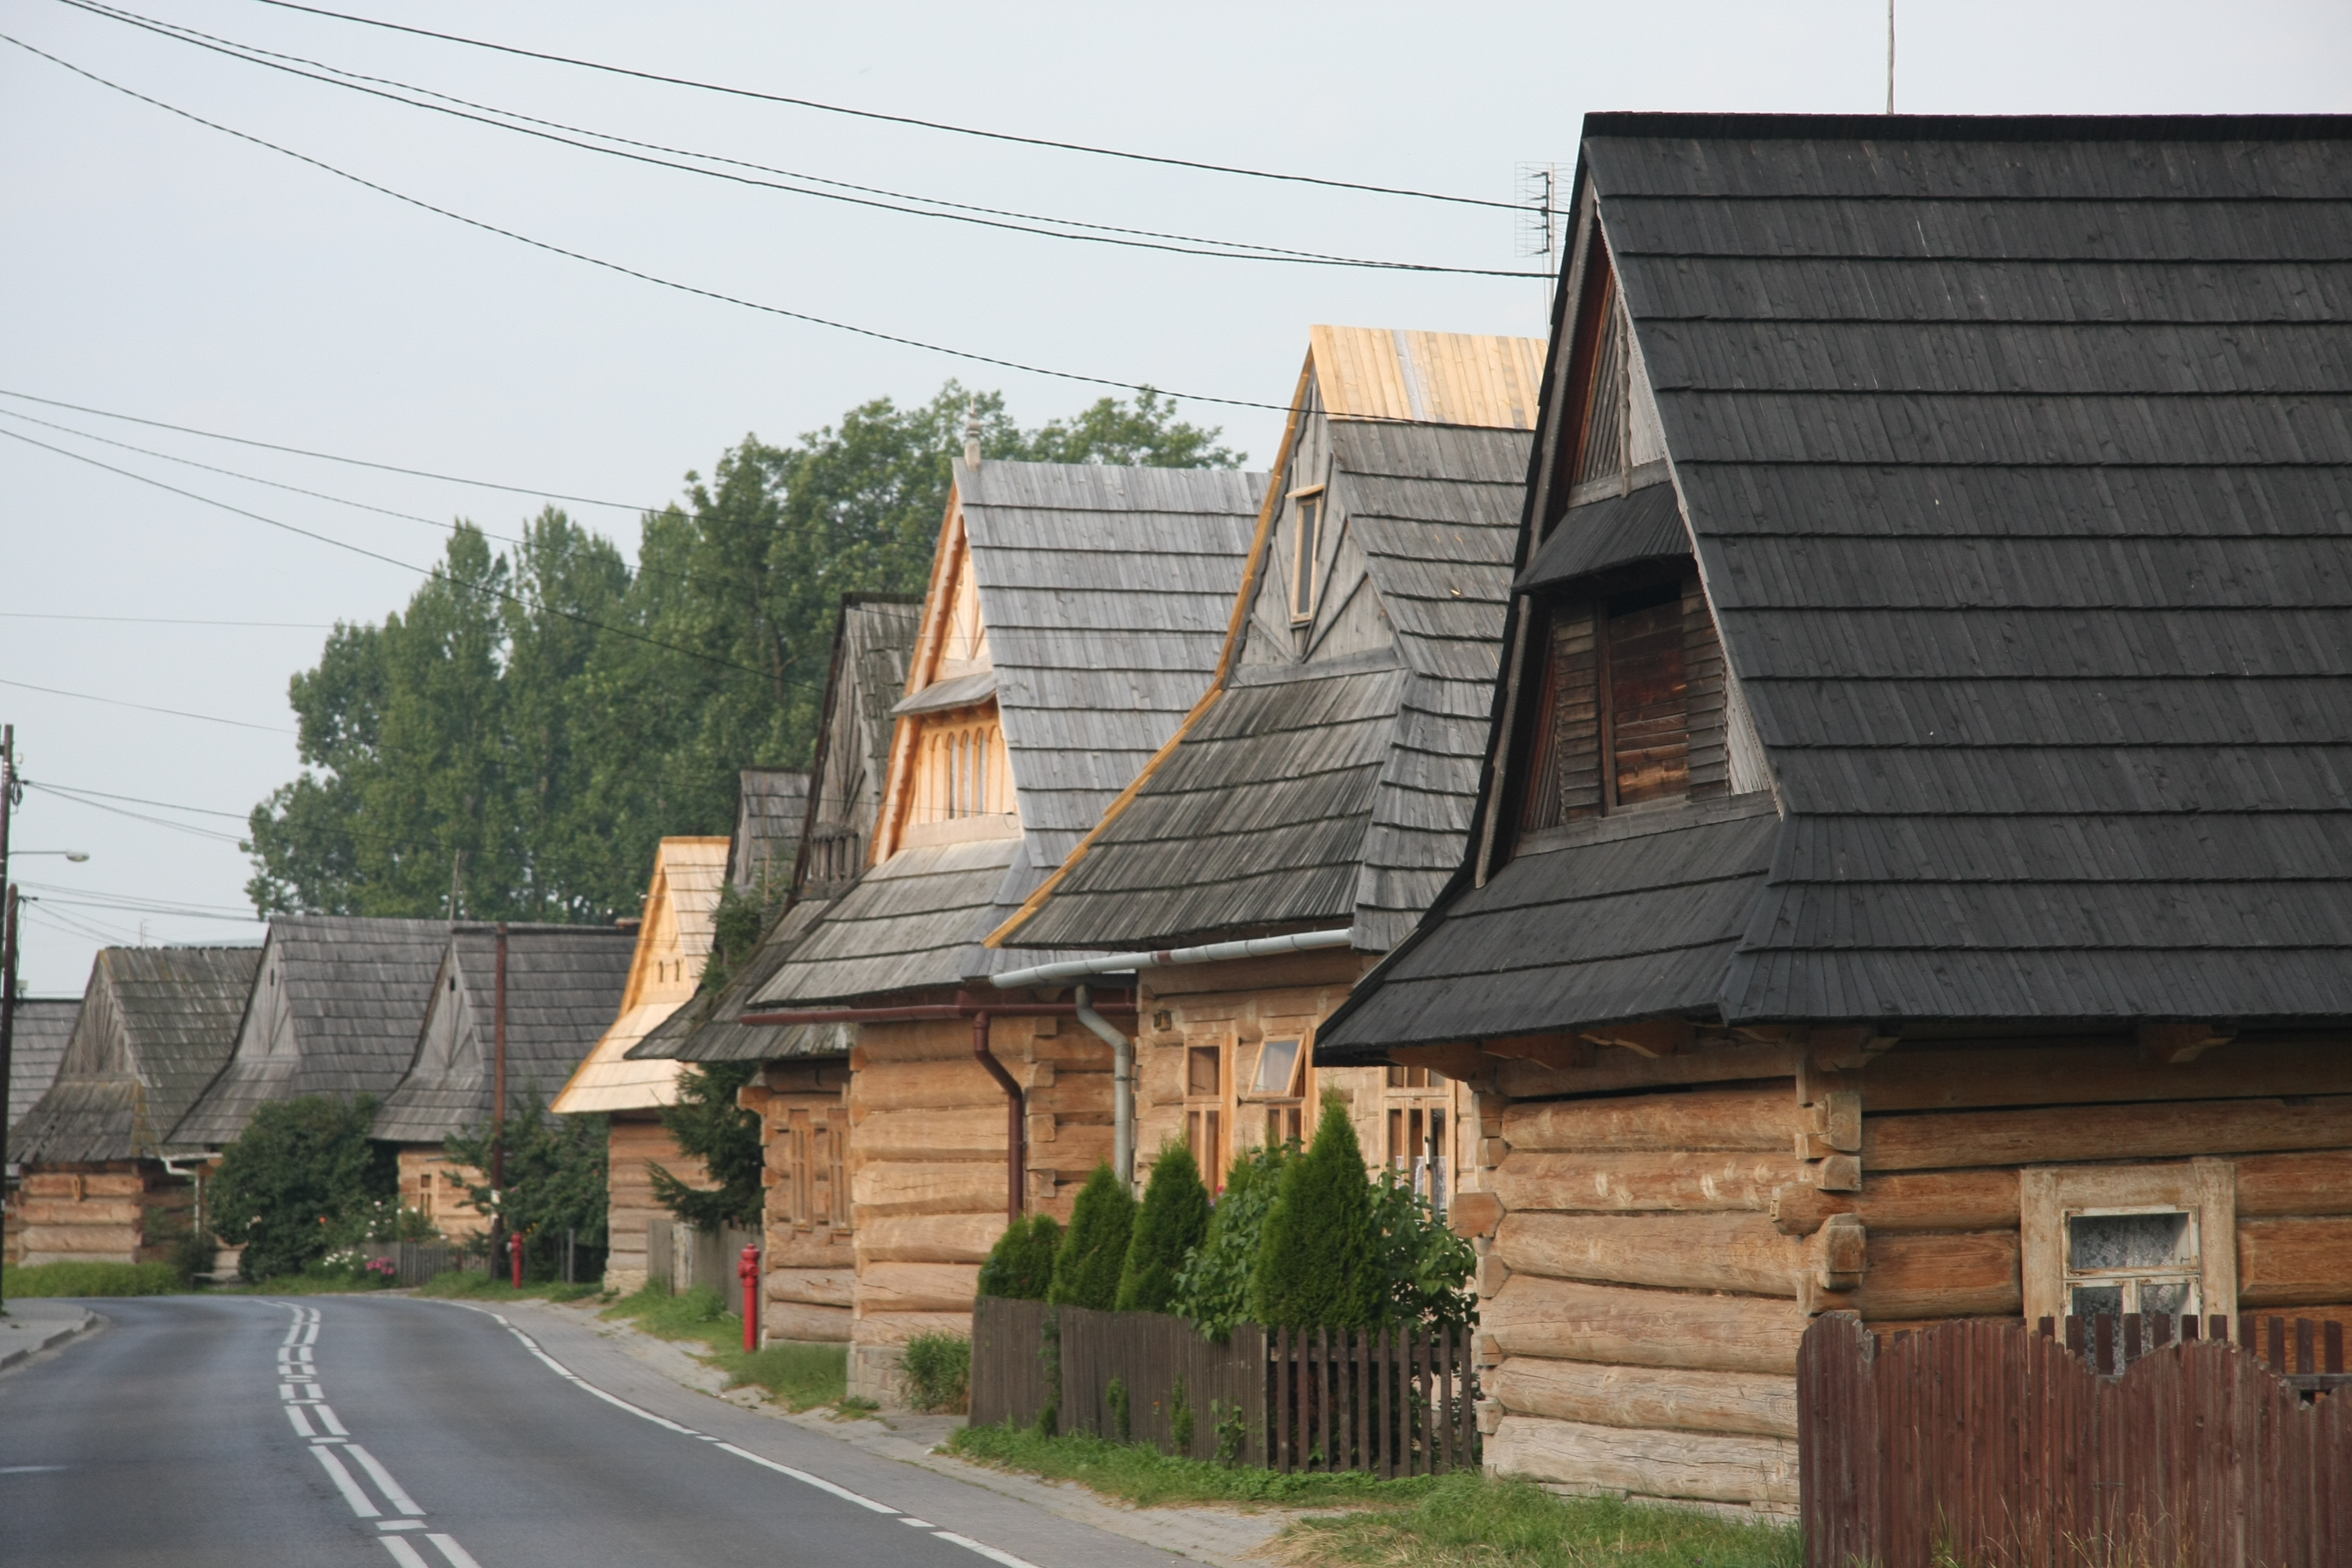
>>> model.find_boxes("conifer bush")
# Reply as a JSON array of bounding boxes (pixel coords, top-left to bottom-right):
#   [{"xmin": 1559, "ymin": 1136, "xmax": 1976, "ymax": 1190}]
[
  {"xmin": 1248, "ymin": 1096, "xmax": 1381, "ymax": 1329},
  {"xmin": 976, "ymin": 1212, "xmax": 1063, "ymax": 1299},
  {"xmin": 1114, "ymin": 1142, "xmax": 1210, "ymax": 1314},
  {"xmin": 1047, "ymin": 1162, "xmax": 1135, "ymax": 1310}
]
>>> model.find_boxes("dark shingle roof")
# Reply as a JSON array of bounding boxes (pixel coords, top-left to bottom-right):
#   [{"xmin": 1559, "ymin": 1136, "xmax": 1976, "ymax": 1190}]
[
  {"xmin": 171, "ymin": 916, "xmax": 449, "ymax": 1146},
  {"xmin": 13, "ymin": 948, "xmax": 262, "ymax": 1163},
  {"xmin": 628, "ymin": 897, "xmax": 851, "ymax": 1062},
  {"xmin": 751, "ymin": 460, "xmax": 1261, "ymax": 1007},
  {"xmin": 6, "ymin": 998, "xmax": 79, "ymax": 1144},
  {"xmin": 1005, "ymin": 422, "xmax": 1526, "ymax": 953},
  {"xmin": 731, "ymin": 769, "xmax": 809, "ymax": 895},
  {"xmin": 1322, "ymin": 114, "xmax": 2352, "ymax": 1053},
  {"xmin": 371, "ymin": 926, "xmax": 634, "ymax": 1143}
]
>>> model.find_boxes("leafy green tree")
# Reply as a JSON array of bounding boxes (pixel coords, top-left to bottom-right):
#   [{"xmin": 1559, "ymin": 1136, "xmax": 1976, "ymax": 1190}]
[
  {"xmin": 977, "ymin": 1213, "xmax": 1063, "ymax": 1300},
  {"xmin": 647, "ymin": 1062, "xmax": 764, "ymax": 1229},
  {"xmin": 1249, "ymin": 1097, "xmax": 1382, "ymax": 1330},
  {"xmin": 1115, "ymin": 1142, "xmax": 1210, "ymax": 1314},
  {"xmin": 1369, "ymin": 1172, "xmax": 1478, "ymax": 1332},
  {"xmin": 209, "ymin": 1095, "xmax": 398, "ymax": 1281},
  {"xmin": 1047, "ymin": 1163, "xmax": 1135, "ymax": 1310},
  {"xmin": 1170, "ymin": 1140, "xmax": 1293, "ymax": 1341},
  {"xmin": 444, "ymin": 1093, "xmax": 612, "ymax": 1248},
  {"xmin": 247, "ymin": 387, "xmax": 1235, "ymax": 922}
]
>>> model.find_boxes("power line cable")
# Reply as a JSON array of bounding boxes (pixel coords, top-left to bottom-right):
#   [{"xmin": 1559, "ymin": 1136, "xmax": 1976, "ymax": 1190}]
[
  {"xmin": 24, "ymin": 783, "xmax": 250, "ymax": 843},
  {"xmin": 0, "ymin": 422, "xmax": 799, "ymax": 691},
  {"xmin": 28, "ymin": 780, "xmax": 252, "ymax": 820},
  {"xmin": 62, "ymin": 0, "xmax": 1536, "ymax": 278},
  {"xmin": 0, "ymin": 675, "xmax": 296, "ymax": 733},
  {"xmin": 0, "ymin": 388, "xmax": 659, "ymax": 513},
  {"xmin": 240, "ymin": 0, "xmax": 1519, "ymax": 211},
  {"xmin": 2, "ymin": 30, "xmax": 1295, "ymax": 416}
]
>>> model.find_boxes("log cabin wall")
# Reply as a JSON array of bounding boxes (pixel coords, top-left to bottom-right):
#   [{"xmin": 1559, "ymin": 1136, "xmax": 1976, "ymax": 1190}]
[
  {"xmin": 395, "ymin": 1148, "xmax": 491, "ymax": 1240},
  {"xmin": 746, "ymin": 1059, "xmax": 854, "ymax": 1344},
  {"xmin": 15, "ymin": 1160, "xmax": 192, "ymax": 1267},
  {"xmin": 603, "ymin": 1112, "xmax": 716, "ymax": 1294},
  {"xmin": 1455, "ymin": 1030, "xmax": 2352, "ymax": 1515},
  {"xmin": 841, "ymin": 1013, "xmax": 1117, "ymax": 1403}
]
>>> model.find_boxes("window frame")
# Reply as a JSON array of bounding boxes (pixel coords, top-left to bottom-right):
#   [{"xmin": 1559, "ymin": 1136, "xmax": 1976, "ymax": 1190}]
[
  {"xmin": 1289, "ymin": 486, "xmax": 1327, "ymax": 625},
  {"xmin": 1512, "ymin": 563, "xmax": 1696, "ymax": 837},
  {"xmin": 2020, "ymin": 1160, "xmax": 2235, "ymax": 1328}
]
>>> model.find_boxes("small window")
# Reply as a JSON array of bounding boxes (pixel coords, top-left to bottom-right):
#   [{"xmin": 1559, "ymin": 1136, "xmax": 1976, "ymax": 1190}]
[
  {"xmin": 2065, "ymin": 1208, "xmax": 2200, "ymax": 1319},
  {"xmin": 1185, "ymin": 1045, "xmax": 1225, "ymax": 1192},
  {"xmin": 1519, "ymin": 573, "xmax": 1712, "ymax": 833},
  {"xmin": 1251, "ymin": 1038, "xmax": 1302, "ymax": 1097},
  {"xmin": 1290, "ymin": 491, "xmax": 1325, "ymax": 622}
]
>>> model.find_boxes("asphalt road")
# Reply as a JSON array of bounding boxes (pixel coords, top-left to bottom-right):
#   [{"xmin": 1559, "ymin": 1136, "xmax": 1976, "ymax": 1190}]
[{"xmin": 0, "ymin": 1294, "xmax": 1195, "ymax": 1568}]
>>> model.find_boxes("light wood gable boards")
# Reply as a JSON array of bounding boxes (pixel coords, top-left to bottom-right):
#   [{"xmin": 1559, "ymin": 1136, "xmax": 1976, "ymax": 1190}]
[{"xmin": 987, "ymin": 325, "xmax": 1540, "ymax": 1198}]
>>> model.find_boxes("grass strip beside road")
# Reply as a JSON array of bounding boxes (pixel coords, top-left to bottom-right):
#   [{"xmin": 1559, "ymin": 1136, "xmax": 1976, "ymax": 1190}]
[
  {"xmin": 600, "ymin": 1284, "xmax": 848, "ymax": 1411},
  {"xmin": 947, "ymin": 1422, "xmax": 1437, "ymax": 1510},
  {"xmin": 2, "ymin": 1260, "xmax": 185, "ymax": 1296}
]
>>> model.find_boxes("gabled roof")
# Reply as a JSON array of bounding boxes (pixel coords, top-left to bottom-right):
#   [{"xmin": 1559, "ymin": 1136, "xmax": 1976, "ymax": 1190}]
[
  {"xmin": 795, "ymin": 595, "xmax": 924, "ymax": 904},
  {"xmin": 16, "ymin": 947, "xmax": 262, "ymax": 1164},
  {"xmin": 171, "ymin": 919, "xmax": 446, "ymax": 1148},
  {"xmin": 1322, "ymin": 113, "xmax": 2352, "ymax": 1052},
  {"xmin": 371, "ymin": 924, "xmax": 635, "ymax": 1143},
  {"xmin": 751, "ymin": 460, "xmax": 1263, "ymax": 1008},
  {"xmin": 550, "ymin": 837, "xmax": 730, "ymax": 1112},
  {"xmin": 731, "ymin": 769, "xmax": 809, "ymax": 895},
  {"xmin": 993, "ymin": 333, "xmax": 1540, "ymax": 955},
  {"xmin": 6, "ymin": 998, "xmax": 79, "ymax": 1146},
  {"xmin": 630, "ymin": 897, "xmax": 851, "ymax": 1063}
]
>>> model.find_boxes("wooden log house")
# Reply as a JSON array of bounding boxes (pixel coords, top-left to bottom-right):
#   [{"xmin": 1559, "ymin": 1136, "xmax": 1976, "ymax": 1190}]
[
  {"xmin": 742, "ymin": 457, "xmax": 1262, "ymax": 1400},
  {"xmin": 550, "ymin": 837, "xmax": 730, "ymax": 1292},
  {"xmin": 3, "ymin": 995, "xmax": 79, "ymax": 1263},
  {"xmin": 372, "ymin": 924, "xmax": 633, "ymax": 1239},
  {"xmin": 989, "ymin": 327, "xmax": 1543, "ymax": 1195},
  {"xmin": 629, "ymin": 595, "xmax": 920, "ymax": 1344},
  {"xmin": 1312, "ymin": 114, "xmax": 2352, "ymax": 1516},
  {"xmin": 11, "ymin": 947, "xmax": 259, "ymax": 1267}
]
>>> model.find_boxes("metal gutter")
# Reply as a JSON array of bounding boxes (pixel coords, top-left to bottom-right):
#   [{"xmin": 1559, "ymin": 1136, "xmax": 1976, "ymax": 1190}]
[{"xmin": 984, "ymin": 928, "xmax": 1357, "ymax": 991}]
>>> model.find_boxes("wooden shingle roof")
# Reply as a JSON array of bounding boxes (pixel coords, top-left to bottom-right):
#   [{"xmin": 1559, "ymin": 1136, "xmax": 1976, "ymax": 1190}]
[
  {"xmin": 372, "ymin": 925, "xmax": 634, "ymax": 1143},
  {"xmin": 550, "ymin": 837, "xmax": 730, "ymax": 1112},
  {"xmin": 171, "ymin": 918, "xmax": 446, "ymax": 1147},
  {"xmin": 1322, "ymin": 113, "xmax": 2352, "ymax": 1053},
  {"xmin": 731, "ymin": 768, "xmax": 809, "ymax": 895},
  {"xmin": 5, "ymin": 998, "xmax": 79, "ymax": 1150},
  {"xmin": 16, "ymin": 947, "xmax": 262, "ymax": 1164}
]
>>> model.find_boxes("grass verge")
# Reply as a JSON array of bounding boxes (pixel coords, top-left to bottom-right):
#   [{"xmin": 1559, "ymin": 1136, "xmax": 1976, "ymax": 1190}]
[
  {"xmin": 2, "ymin": 1261, "xmax": 185, "ymax": 1297},
  {"xmin": 1268, "ymin": 1471, "xmax": 1802, "ymax": 1568},
  {"xmin": 601, "ymin": 1285, "xmax": 848, "ymax": 1411},
  {"xmin": 946, "ymin": 1423, "xmax": 1438, "ymax": 1511},
  {"xmin": 413, "ymin": 1272, "xmax": 608, "ymax": 1304}
]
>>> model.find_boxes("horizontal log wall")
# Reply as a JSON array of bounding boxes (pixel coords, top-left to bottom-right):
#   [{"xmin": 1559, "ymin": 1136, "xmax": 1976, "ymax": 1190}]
[
  {"xmin": 16, "ymin": 1161, "xmax": 191, "ymax": 1267},
  {"xmin": 1462, "ymin": 1031, "xmax": 2352, "ymax": 1514},
  {"xmin": 606, "ymin": 1114, "xmax": 710, "ymax": 1293}
]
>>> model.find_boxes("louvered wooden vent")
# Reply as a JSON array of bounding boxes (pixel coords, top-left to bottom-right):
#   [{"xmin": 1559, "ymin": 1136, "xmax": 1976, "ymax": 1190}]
[{"xmin": 1518, "ymin": 566, "xmax": 1729, "ymax": 831}]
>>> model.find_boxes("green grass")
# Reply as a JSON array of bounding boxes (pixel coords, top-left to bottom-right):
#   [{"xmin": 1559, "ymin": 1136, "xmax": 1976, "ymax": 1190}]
[
  {"xmin": 600, "ymin": 1285, "xmax": 848, "ymax": 1411},
  {"xmin": 2, "ymin": 1261, "xmax": 186, "ymax": 1297},
  {"xmin": 413, "ymin": 1272, "xmax": 608, "ymax": 1304},
  {"xmin": 1270, "ymin": 1471, "xmax": 1803, "ymax": 1568},
  {"xmin": 946, "ymin": 1423, "xmax": 1440, "ymax": 1510}
]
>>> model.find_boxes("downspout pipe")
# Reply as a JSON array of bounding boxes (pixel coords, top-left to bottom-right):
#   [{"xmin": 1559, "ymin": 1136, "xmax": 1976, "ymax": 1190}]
[
  {"xmin": 985, "ymin": 927, "xmax": 1356, "ymax": 991},
  {"xmin": 1073, "ymin": 985, "xmax": 1134, "ymax": 1190},
  {"xmin": 967, "ymin": 1008, "xmax": 1025, "ymax": 1226}
]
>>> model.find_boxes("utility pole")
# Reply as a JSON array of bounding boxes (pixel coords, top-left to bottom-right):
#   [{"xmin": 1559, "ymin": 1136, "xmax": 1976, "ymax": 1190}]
[
  {"xmin": 1, "ymin": 724, "xmax": 18, "ymax": 1312},
  {"xmin": 492, "ymin": 922, "xmax": 509, "ymax": 1280}
]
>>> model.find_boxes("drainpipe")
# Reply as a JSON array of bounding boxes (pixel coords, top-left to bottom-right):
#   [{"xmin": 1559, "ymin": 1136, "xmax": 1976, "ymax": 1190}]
[
  {"xmin": 1073, "ymin": 985, "xmax": 1134, "ymax": 1190},
  {"xmin": 967, "ymin": 1007, "xmax": 1024, "ymax": 1226}
]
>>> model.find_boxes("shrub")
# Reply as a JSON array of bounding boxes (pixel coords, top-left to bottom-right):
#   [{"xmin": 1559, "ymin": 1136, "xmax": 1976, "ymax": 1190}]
[
  {"xmin": 1114, "ymin": 1142, "xmax": 1210, "ymax": 1314},
  {"xmin": 1249, "ymin": 1096, "xmax": 1381, "ymax": 1330},
  {"xmin": 1370, "ymin": 1168, "xmax": 1477, "ymax": 1332},
  {"xmin": 2, "ymin": 1260, "xmax": 183, "ymax": 1297},
  {"xmin": 1170, "ymin": 1140, "xmax": 1292, "ymax": 1341},
  {"xmin": 977, "ymin": 1212, "xmax": 1063, "ymax": 1300},
  {"xmin": 211, "ymin": 1095, "xmax": 397, "ymax": 1281},
  {"xmin": 901, "ymin": 1331, "xmax": 972, "ymax": 1413},
  {"xmin": 443, "ymin": 1092, "xmax": 610, "ymax": 1275},
  {"xmin": 1048, "ymin": 1163, "xmax": 1135, "ymax": 1310}
]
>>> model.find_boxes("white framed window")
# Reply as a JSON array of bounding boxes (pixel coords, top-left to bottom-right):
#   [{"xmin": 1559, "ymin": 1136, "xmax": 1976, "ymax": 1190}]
[
  {"xmin": 1248, "ymin": 1036, "xmax": 1305, "ymax": 1148},
  {"xmin": 2021, "ymin": 1160, "xmax": 2236, "ymax": 1328},
  {"xmin": 1290, "ymin": 489, "xmax": 1325, "ymax": 623},
  {"xmin": 2063, "ymin": 1207, "xmax": 2201, "ymax": 1320}
]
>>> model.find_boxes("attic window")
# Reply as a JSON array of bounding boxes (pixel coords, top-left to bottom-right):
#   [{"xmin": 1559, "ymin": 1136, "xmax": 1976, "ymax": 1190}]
[
  {"xmin": 1290, "ymin": 489, "xmax": 1325, "ymax": 623},
  {"xmin": 915, "ymin": 715, "xmax": 1004, "ymax": 823},
  {"xmin": 1514, "ymin": 564, "xmax": 1734, "ymax": 838}
]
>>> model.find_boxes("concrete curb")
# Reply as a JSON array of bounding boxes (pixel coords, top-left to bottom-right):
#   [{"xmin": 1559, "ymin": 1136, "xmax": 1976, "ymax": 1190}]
[{"xmin": 0, "ymin": 1306, "xmax": 96, "ymax": 1370}]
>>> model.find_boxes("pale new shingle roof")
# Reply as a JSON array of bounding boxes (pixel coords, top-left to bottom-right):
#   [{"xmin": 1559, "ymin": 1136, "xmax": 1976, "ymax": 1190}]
[{"xmin": 551, "ymin": 837, "xmax": 730, "ymax": 1113}]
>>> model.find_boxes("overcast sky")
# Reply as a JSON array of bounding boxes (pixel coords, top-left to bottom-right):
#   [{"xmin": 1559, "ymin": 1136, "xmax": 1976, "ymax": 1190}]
[{"xmin": 4, "ymin": 0, "xmax": 2348, "ymax": 996}]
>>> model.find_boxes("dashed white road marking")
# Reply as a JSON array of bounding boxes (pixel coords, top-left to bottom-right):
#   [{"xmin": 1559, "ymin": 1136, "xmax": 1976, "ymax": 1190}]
[
  {"xmin": 286, "ymin": 1405, "xmax": 318, "ymax": 1439},
  {"xmin": 436, "ymin": 1302, "xmax": 1051, "ymax": 1567},
  {"xmin": 426, "ymin": 1534, "xmax": 485, "ymax": 1567},
  {"xmin": 377, "ymin": 1519, "xmax": 426, "ymax": 1532},
  {"xmin": 312, "ymin": 1443, "xmax": 381, "ymax": 1518},
  {"xmin": 345, "ymin": 1444, "xmax": 424, "ymax": 1516},
  {"xmin": 314, "ymin": 1402, "xmax": 350, "ymax": 1436},
  {"xmin": 379, "ymin": 1537, "xmax": 432, "ymax": 1567}
]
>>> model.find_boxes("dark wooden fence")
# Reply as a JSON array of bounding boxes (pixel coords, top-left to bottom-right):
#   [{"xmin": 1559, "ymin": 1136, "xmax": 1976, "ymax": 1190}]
[
  {"xmin": 1800, "ymin": 1312, "xmax": 2352, "ymax": 1567},
  {"xmin": 358, "ymin": 1241, "xmax": 479, "ymax": 1287},
  {"xmin": 970, "ymin": 1298, "xmax": 1477, "ymax": 1474}
]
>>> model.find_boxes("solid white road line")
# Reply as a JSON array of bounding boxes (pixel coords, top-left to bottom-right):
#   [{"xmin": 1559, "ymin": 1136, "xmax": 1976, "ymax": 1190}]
[
  {"xmin": 426, "ymin": 1534, "xmax": 485, "ymax": 1568},
  {"xmin": 345, "ymin": 1444, "xmax": 425, "ymax": 1517},
  {"xmin": 379, "ymin": 1537, "xmax": 431, "ymax": 1567},
  {"xmin": 314, "ymin": 1402, "xmax": 351, "ymax": 1436},
  {"xmin": 936, "ymin": 1531, "xmax": 1048, "ymax": 1568},
  {"xmin": 312, "ymin": 1443, "xmax": 381, "ymax": 1518},
  {"xmin": 285, "ymin": 1405, "xmax": 317, "ymax": 1439},
  {"xmin": 711, "ymin": 1442, "xmax": 901, "ymax": 1514}
]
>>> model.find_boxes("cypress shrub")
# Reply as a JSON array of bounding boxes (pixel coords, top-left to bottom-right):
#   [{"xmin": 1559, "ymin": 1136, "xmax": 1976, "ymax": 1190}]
[
  {"xmin": 976, "ymin": 1213, "xmax": 1062, "ymax": 1300},
  {"xmin": 1047, "ymin": 1162, "xmax": 1135, "ymax": 1310},
  {"xmin": 1114, "ymin": 1142, "xmax": 1211, "ymax": 1313},
  {"xmin": 1249, "ymin": 1096, "xmax": 1381, "ymax": 1329}
]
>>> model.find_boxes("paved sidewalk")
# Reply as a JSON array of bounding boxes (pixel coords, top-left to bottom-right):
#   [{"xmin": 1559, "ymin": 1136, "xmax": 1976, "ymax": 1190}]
[
  {"xmin": 489, "ymin": 1297, "xmax": 1298, "ymax": 1568},
  {"xmin": 0, "ymin": 1300, "xmax": 96, "ymax": 1371}
]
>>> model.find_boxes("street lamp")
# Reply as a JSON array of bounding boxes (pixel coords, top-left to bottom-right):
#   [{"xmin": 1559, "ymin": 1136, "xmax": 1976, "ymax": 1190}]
[{"xmin": 17, "ymin": 851, "xmax": 90, "ymax": 861}]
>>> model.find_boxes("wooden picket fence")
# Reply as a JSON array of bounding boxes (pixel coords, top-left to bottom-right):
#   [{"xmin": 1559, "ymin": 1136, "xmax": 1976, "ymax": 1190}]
[
  {"xmin": 969, "ymin": 1296, "xmax": 1478, "ymax": 1475},
  {"xmin": 1800, "ymin": 1311, "xmax": 2352, "ymax": 1567}
]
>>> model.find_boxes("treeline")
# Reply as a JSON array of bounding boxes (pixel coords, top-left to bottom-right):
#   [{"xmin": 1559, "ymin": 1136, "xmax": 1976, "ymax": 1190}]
[{"xmin": 245, "ymin": 385, "xmax": 1238, "ymax": 921}]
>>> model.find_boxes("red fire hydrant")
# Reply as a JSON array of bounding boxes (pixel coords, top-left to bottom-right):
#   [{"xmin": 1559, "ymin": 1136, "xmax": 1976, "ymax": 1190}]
[
  {"xmin": 739, "ymin": 1243, "xmax": 761, "ymax": 1351},
  {"xmin": 511, "ymin": 1231, "xmax": 526, "ymax": 1289}
]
